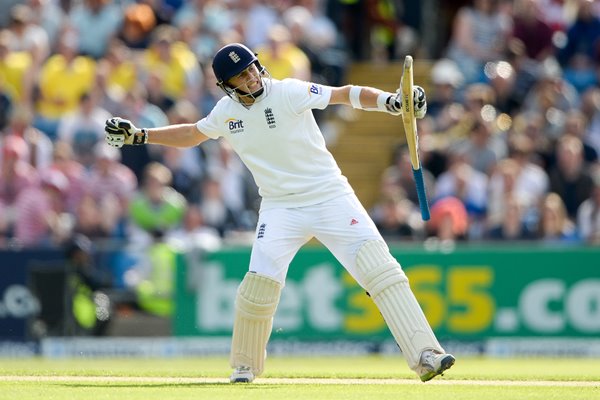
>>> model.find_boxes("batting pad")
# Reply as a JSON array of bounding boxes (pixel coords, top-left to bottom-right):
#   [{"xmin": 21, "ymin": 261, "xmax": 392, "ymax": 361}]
[
  {"xmin": 230, "ymin": 272, "xmax": 282, "ymax": 376},
  {"xmin": 356, "ymin": 240, "xmax": 444, "ymax": 369}
]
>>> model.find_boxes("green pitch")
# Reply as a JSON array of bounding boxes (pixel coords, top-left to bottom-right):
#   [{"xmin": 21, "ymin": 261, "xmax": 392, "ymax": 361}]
[{"xmin": 1, "ymin": 356, "xmax": 599, "ymax": 400}]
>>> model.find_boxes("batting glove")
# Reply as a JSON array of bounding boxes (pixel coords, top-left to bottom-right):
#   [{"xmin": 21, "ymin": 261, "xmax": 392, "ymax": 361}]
[
  {"xmin": 105, "ymin": 117, "xmax": 148, "ymax": 148},
  {"xmin": 413, "ymin": 85, "xmax": 427, "ymax": 119},
  {"xmin": 386, "ymin": 85, "xmax": 427, "ymax": 118}
]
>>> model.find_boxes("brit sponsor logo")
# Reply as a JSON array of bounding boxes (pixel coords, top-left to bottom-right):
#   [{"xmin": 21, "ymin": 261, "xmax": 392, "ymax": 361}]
[
  {"xmin": 309, "ymin": 84, "xmax": 322, "ymax": 95},
  {"xmin": 226, "ymin": 118, "xmax": 244, "ymax": 134}
]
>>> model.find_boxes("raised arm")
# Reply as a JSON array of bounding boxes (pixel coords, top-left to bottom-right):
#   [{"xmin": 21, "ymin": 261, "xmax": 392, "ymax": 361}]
[
  {"xmin": 105, "ymin": 118, "xmax": 211, "ymax": 149},
  {"xmin": 329, "ymin": 84, "xmax": 427, "ymax": 118}
]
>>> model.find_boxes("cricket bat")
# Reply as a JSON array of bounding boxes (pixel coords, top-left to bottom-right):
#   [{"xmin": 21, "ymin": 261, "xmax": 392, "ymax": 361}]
[{"xmin": 401, "ymin": 55, "xmax": 431, "ymax": 221}]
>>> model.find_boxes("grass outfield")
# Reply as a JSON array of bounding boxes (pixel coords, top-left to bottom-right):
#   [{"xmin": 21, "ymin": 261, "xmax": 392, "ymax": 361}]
[{"xmin": 1, "ymin": 356, "xmax": 599, "ymax": 400}]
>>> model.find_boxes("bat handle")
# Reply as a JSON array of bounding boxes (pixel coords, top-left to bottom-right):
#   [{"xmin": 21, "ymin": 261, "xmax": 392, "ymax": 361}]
[{"xmin": 412, "ymin": 168, "xmax": 431, "ymax": 221}]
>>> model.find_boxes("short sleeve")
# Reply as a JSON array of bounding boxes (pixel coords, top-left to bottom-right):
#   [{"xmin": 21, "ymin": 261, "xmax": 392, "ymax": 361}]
[
  {"xmin": 196, "ymin": 100, "xmax": 226, "ymax": 139},
  {"xmin": 283, "ymin": 79, "xmax": 332, "ymax": 115}
]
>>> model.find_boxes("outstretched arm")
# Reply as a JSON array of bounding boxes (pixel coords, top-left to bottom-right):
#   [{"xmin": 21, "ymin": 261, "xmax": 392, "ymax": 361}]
[
  {"xmin": 329, "ymin": 85, "xmax": 388, "ymax": 108},
  {"xmin": 105, "ymin": 119, "xmax": 211, "ymax": 148},
  {"xmin": 329, "ymin": 84, "xmax": 427, "ymax": 118},
  {"xmin": 146, "ymin": 124, "xmax": 210, "ymax": 147}
]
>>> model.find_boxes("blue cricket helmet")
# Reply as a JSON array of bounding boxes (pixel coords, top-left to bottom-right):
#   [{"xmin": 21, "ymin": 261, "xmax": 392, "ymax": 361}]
[{"xmin": 212, "ymin": 43, "xmax": 259, "ymax": 85}]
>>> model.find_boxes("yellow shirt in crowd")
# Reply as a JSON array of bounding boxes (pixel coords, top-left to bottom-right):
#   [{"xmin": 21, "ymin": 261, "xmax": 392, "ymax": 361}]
[
  {"xmin": 37, "ymin": 54, "xmax": 96, "ymax": 119},
  {"xmin": 0, "ymin": 51, "xmax": 32, "ymax": 102}
]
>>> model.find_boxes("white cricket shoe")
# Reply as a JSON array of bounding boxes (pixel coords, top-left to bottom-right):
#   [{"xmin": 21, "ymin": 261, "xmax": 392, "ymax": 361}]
[
  {"xmin": 417, "ymin": 351, "xmax": 455, "ymax": 382},
  {"xmin": 230, "ymin": 366, "xmax": 255, "ymax": 383}
]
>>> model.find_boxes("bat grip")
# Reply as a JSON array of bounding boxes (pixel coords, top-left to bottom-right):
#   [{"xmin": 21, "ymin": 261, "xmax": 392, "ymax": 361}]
[{"xmin": 412, "ymin": 168, "xmax": 431, "ymax": 221}]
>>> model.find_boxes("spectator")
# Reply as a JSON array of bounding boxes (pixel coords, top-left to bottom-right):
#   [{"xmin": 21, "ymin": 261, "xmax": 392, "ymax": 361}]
[
  {"xmin": 172, "ymin": 0, "xmax": 224, "ymax": 65},
  {"xmin": 198, "ymin": 63, "xmax": 223, "ymax": 116},
  {"xmin": 440, "ymin": 83, "xmax": 497, "ymax": 146},
  {"xmin": 486, "ymin": 158, "xmax": 521, "ymax": 226},
  {"xmin": 538, "ymin": 0, "xmax": 569, "ymax": 32},
  {"xmin": 166, "ymin": 205, "xmax": 222, "ymax": 251},
  {"xmin": 371, "ymin": 189, "xmax": 420, "ymax": 241},
  {"xmin": 521, "ymin": 58, "xmax": 579, "ymax": 140},
  {"xmin": 72, "ymin": 193, "xmax": 118, "ymax": 240},
  {"xmin": 0, "ymin": 134, "xmax": 38, "ymax": 239},
  {"xmin": 144, "ymin": 70, "xmax": 176, "ymax": 112},
  {"xmin": 581, "ymin": 87, "xmax": 600, "ymax": 157},
  {"xmin": 56, "ymin": 91, "xmax": 111, "ymax": 168},
  {"xmin": 364, "ymin": 0, "xmax": 416, "ymax": 61},
  {"xmin": 434, "ymin": 148, "xmax": 489, "ymax": 238},
  {"xmin": 557, "ymin": 0, "xmax": 600, "ymax": 92},
  {"xmin": 27, "ymin": 0, "xmax": 66, "ymax": 50},
  {"xmin": 486, "ymin": 194, "xmax": 535, "ymax": 240},
  {"xmin": 49, "ymin": 140, "xmax": 86, "ymax": 213},
  {"xmin": 426, "ymin": 58, "xmax": 465, "ymax": 130},
  {"xmin": 96, "ymin": 39, "xmax": 138, "ymax": 114},
  {"xmin": 415, "ymin": 116, "xmax": 449, "ymax": 179},
  {"xmin": 510, "ymin": 111, "xmax": 553, "ymax": 167},
  {"xmin": 207, "ymin": 140, "xmax": 260, "ymax": 228},
  {"xmin": 161, "ymin": 100, "xmax": 207, "ymax": 202},
  {"xmin": 283, "ymin": 4, "xmax": 348, "ymax": 87},
  {"xmin": 4, "ymin": 106, "xmax": 53, "ymax": 171},
  {"xmin": 197, "ymin": 176, "xmax": 243, "ymax": 238},
  {"xmin": 127, "ymin": 234, "xmax": 178, "ymax": 318},
  {"xmin": 114, "ymin": 80, "xmax": 169, "ymax": 180},
  {"xmin": 453, "ymin": 118, "xmax": 507, "ymax": 176},
  {"xmin": 383, "ymin": 144, "xmax": 436, "ymax": 206},
  {"xmin": 548, "ymin": 135, "xmax": 594, "ymax": 218},
  {"xmin": 34, "ymin": 29, "xmax": 96, "ymax": 140},
  {"xmin": 576, "ymin": 168, "xmax": 600, "ymax": 244},
  {"xmin": 427, "ymin": 196, "xmax": 469, "ymax": 242},
  {"xmin": 536, "ymin": 192, "xmax": 579, "ymax": 243},
  {"xmin": 0, "ymin": 30, "xmax": 34, "ymax": 106},
  {"xmin": 235, "ymin": 0, "xmax": 279, "ymax": 49},
  {"xmin": 118, "ymin": 3, "xmax": 156, "ymax": 50},
  {"xmin": 511, "ymin": 0, "xmax": 555, "ymax": 62},
  {"xmin": 84, "ymin": 143, "xmax": 137, "ymax": 236},
  {"xmin": 129, "ymin": 161, "xmax": 187, "ymax": 240},
  {"xmin": 446, "ymin": 0, "xmax": 511, "ymax": 84},
  {"xmin": 496, "ymin": 39, "xmax": 540, "ymax": 114},
  {"xmin": 0, "ymin": 134, "xmax": 38, "ymax": 206},
  {"xmin": 254, "ymin": 24, "xmax": 311, "ymax": 81},
  {"xmin": 69, "ymin": 0, "xmax": 124, "ymax": 59},
  {"xmin": 63, "ymin": 234, "xmax": 112, "ymax": 336},
  {"xmin": 504, "ymin": 132, "xmax": 549, "ymax": 213},
  {"xmin": 6, "ymin": 4, "xmax": 50, "ymax": 69},
  {"xmin": 140, "ymin": 24, "xmax": 202, "ymax": 104},
  {"xmin": 484, "ymin": 59, "xmax": 520, "ymax": 115},
  {"xmin": 561, "ymin": 109, "xmax": 598, "ymax": 164},
  {"xmin": 14, "ymin": 169, "xmax": 73, "ymax": 247}
]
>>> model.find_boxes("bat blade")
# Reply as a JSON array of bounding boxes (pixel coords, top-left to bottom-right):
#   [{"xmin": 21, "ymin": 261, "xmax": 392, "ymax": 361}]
[{"xmin": 401, "ymin": 55, "xmax": 431, "ymax": 221}]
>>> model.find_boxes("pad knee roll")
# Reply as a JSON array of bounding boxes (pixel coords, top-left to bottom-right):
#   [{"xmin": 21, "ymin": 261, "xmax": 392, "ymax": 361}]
[
  {"xmin": 355, "ymin": 240, "xmax": 444, "ymax": 369},
  {"xmin": 230, "ymin": 272, "xmax": 282, "ymax": 376}
]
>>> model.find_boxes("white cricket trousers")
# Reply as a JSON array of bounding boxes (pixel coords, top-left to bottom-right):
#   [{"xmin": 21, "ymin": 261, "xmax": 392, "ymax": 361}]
[{"xmin": 249, "ymin": 193, "xmax": 386, "ymax": 285}]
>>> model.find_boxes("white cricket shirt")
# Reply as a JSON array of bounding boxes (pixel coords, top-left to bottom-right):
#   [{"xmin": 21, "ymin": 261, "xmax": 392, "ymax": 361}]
[{"xmin": 196, "ymin": 78, "xmax": 354, "ymax": 210}]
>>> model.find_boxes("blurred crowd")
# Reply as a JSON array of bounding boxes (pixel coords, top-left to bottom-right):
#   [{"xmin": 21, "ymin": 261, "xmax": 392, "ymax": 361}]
[
  {"xmin": 0, "ymin": 0, "xmax": 599, "ymax": 286},
  {"xmin": 371, "ymin": 0, "xmax": 600, "ymax": 247}
]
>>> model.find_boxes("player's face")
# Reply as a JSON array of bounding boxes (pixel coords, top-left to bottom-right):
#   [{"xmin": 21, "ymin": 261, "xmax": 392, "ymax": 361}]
[{"xmin": 227, "ymin": 64, "xmax": 263, "ymax": 96}]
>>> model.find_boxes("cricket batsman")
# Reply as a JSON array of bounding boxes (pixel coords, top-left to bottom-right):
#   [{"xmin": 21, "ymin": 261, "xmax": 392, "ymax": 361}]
[{"xmin": 105, "ymin": 43, "xmax": 455, "ymax": 383}]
